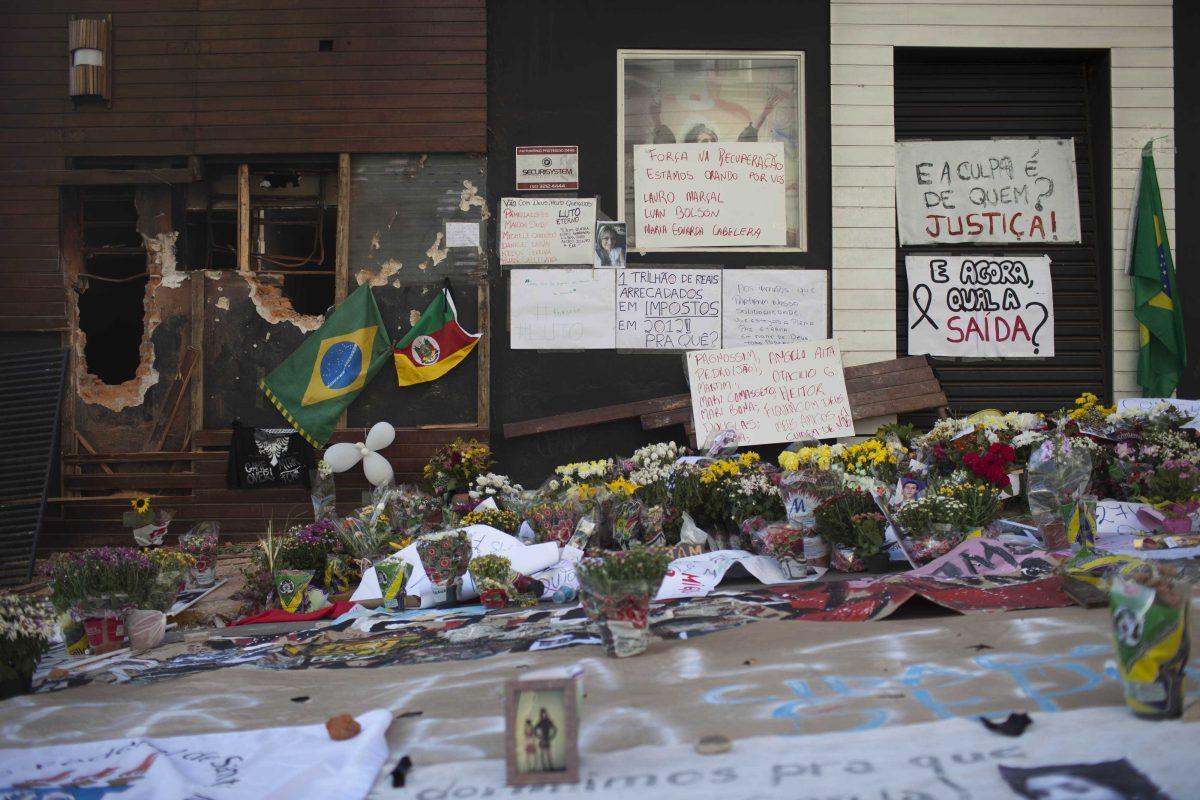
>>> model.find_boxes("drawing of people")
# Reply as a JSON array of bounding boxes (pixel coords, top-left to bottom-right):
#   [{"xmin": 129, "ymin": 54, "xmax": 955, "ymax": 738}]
[
  {"xmin": 523, "ymin": 718, "xmax": 537, "ymax": 771},
  {"xmin": 533, "ymin": 707, "xmax": 558, "ymax": 771},
  {"xmin": 1000, "ymin": 760, "xmax": 1170, "ymax": 800},
  {"xmin": 648, "ymin": 84, "xmax": 787, "ymax": 144}
]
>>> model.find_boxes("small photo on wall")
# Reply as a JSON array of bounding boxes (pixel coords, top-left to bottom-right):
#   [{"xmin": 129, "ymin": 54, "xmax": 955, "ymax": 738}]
[
  {"xmin": 594, "ymin": 222, "xmax": 627, "ymax": 267},
  {"xmin": 505, "ymin": 676, "xmax": 580, "ymax": 786}
]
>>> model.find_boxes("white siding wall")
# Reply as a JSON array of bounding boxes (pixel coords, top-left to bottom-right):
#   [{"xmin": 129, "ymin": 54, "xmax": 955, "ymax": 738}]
[{"xmin": 831, "ymin": 0, "xmax": 1175, "ymax": 430}]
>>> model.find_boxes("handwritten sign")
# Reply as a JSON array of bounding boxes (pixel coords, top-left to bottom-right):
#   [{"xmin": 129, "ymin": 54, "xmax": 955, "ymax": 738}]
[
  {"xmin": 906, "ymin": 254, "xmax": 1055, "ymax": 358},
  {"xmin": 687, "ymin": 339, "xmax": 855, "ymax": 447},
  {"xmin": 499, "ymin": 197, "xmax": 596, "ymax": 265},
  {"xmin": 1116, "ymin": 398, "xmax": 1200, "ymax": 421},
  {"xmin": 615, "ymin": 267, "xmax": 721, "ymax": 350},
  {"xmin": 633, "ymin": 142, "xmax": 787, "ymax": 248},
  {"xmin": 722, "ymin": 269, "xmax": 827, "ymax": 347},
  {"xmin": 895, "ymin": 139, "xmax": 1081, "ymax": 245},
  {"xmin": 509, "ymin": 269, "xmax": 616, "ymax": 349}
]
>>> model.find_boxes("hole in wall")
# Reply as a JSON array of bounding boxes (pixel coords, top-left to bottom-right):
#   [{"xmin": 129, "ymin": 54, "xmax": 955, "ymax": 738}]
[
  {"xmin": 78, "ymin": 187, "xmax": 148, "ymax": 385},
  {"xmin": 318, "ymin": 39, "xmax": 333, "ymax": 52}
]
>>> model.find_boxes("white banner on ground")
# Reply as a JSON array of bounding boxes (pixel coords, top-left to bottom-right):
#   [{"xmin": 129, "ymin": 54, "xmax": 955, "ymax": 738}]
[
  {"xmin": 655, "ymin": 550, "xmax": 823, "ymax": 600},
  {"xmin": 905, "ymin": 254, "xmax": 1055, "ymax": 358},
  {"xmin": 633, "ymin": 142, "xmax": 787, "ymax": 248},
  {"xmin": 352, "ymin": 526, "xmax": 561, "ymax": 607},
  {"xmin": 399, "ymin": 706, "xmax": 1190, "ymax": 800},
  {"xmin": 721, "ymin": 269, "xmax": 827, "ymax": 347},
  {"xmin": 687, "ymin": 339, "xmax": 855, "ymax": 447},
  {"xmin": 896, "ymin": 138, "xmax": 1081, "ymax": 245},
  {"xmin": 0, "ymin": 710, "xmax": 392, "ymax": 800},
  {"xmin": 499, "ymin": 197, "xmax": 596, "ymax": 265}
]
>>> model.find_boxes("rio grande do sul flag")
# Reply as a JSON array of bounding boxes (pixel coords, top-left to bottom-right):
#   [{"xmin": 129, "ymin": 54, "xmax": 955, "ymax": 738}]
[
  {"xmin": 1127, "ymin": 141, "xmax": 1187, "ymax": 397},
  {"xmin": 259, "ymin": 283, "xmax": 391, "ymax": 447},
  {"xmin": 394, "ymin": 284, "xmax": 481, "ymax": 386}
]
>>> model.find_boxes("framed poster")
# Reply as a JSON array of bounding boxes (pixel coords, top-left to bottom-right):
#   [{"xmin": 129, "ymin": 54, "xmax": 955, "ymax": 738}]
[{"xmin": 618, "ymin": 50, "xmax": 806, "ymax": 252}]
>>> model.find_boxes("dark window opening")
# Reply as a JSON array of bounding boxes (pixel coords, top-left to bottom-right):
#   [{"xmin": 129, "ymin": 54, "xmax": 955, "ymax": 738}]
[
  {"xmin": 252, "ymin": 168, "xmax": 336, "ymax": 316},
  {"xmin": 78, "ymin": 187, "xmax": 148, "ymax": 385},
  {"xmin": 318, "ymin": 39, "xmax": 334, "ymax": 52}
]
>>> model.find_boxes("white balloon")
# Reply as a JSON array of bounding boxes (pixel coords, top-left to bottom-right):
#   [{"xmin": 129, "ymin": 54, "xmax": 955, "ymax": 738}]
[
  {"xmin": 362, "ymin": 451, "xmax": 394, "ymax": 487},
  {"xmin": 323, "ymin": 442, "xmax": 362, "ymax": 473},
  {"xmin": 365, "ymin": 421, "xmax": 396, "ymax": 452}
]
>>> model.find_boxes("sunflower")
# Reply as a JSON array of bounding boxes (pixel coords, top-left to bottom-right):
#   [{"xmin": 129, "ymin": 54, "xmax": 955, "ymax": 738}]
[{"xmin": 130, "ymin": 496, "xmax": 151, "ymax": 514}]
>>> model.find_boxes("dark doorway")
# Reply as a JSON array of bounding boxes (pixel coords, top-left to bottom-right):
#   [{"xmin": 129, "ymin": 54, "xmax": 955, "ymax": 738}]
[{"xmin": 894, "ymin": 48, "xmax": 1112, "ymax": 424}]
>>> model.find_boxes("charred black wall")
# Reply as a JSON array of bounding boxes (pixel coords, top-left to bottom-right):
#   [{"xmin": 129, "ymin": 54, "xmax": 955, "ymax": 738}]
[
  {"xmin": 1175, "ymin": 3, "xmax": 1200, "ymax": 398},
  {"xmin": 486, "ymin": 0, "xmax": 832, "ymax": 482}
]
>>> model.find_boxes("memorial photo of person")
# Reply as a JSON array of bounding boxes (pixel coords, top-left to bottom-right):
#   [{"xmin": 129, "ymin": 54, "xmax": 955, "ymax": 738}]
[
  {"xmin": 509, "ymin": 686, "xmax": 572, "ymax": 778},
  {"xmin": 594, "ymin": 222, "xmax": 626, "ymax": 267},
  {"xmin": 1000, "ymin": 760, "xmax": 1171, "ymax": 800}
]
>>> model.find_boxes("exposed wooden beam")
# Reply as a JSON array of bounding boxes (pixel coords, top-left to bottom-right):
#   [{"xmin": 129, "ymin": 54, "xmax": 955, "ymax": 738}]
[
  {"xmin": 236, "ymin": 163, "xmax": 250, "ymax": 271},
  {"xmin": 335, "ymin": 153, "xmax": 351, "ymax": 305},
  {"xmin": 0, "ymin": 169, "xmax": 199, "ymax": 186}
]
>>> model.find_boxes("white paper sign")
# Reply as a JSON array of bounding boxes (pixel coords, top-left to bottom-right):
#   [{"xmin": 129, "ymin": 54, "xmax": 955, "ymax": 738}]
[
  {"xmin": 722, "ymin": 269, "xmax": 827, "ymax": 347},
  {"xmin": 0, "ymin": 710, "xmax": 393, "ymax": 799},
  {"xmin": 687, "ymin": 339, "xmax": 855, "ymax": 447},
  {"xmin": 499, "ymin": 197, "xmax": 596, "ymax": 265},
  {"xmin": 515, "ymin": 145, "xmax": 579, "ymax": 191},
  {"xmin": 1096, "ymin": 500, "xmax": 1154, "ymax": 535},
  {"xmin": 444, "ymin": 221, "xmax": 480, "ymax": 248},
  {"xmin": 655, "ymin": 549, "xmax": 823, "ymax": 600},
  {"xmin": 1116, "ymin": 397, "xmax": 1200, "ymax": 420},
  {"xmin": 896, "ymin": 138, "xmax": 1081, "ymax": 245},
  {"xmin": 905, "ymin": 254, "xmax": 1055, "ymax": 357},
  {"xmin": 510, "ymin": 268, "xmax": 616, "ymax": 349},
  {"xmin": 615, "ymin": 267, "xmax": 722, "ymax": 349},
  {"xmin": 633, "ymin": 142, "xmax": 787, "ymax": 248}
]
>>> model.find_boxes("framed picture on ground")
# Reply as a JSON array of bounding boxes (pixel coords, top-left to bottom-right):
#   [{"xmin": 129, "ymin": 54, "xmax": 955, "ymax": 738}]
[{"xmin": 504, "ymin": 675, "xmax": 580, "ymax": 786}]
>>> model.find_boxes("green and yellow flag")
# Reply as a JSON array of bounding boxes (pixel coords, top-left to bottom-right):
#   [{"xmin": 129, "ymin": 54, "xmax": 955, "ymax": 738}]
[
  {"xmin": 259, "ymin": 283, "xmax": 391, "ymax": 447},
  {"xmin": 1129, "ymin": 142, "xmax": 1187, "ymax": 397}
]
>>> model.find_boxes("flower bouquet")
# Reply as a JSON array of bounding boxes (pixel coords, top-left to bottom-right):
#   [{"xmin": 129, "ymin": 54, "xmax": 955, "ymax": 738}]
[
  {"xmin": 935, "ymin": 482, "xmax": 1003, "ymax": 532},
  {"xmin": 527, "ymin": 499, "xmax": 583, "ymax": 546},
  {"xmin": 423, "ymin": 438, "xmax": 493, "ymax": 497},
  {"xmin": 468, "ymin": 554, "xmax": 515, "ymax": 609},
  {"xmin": 1134, "ymin": 460, "xmax": 1200, "ymax": 534},
  {"xmin": 416, "ymin": 530, "xmax": 472, "ymax": 604},
  {"xmin": 460, "ymin": 507, "xmax": 521, "ymax": 535},
  {"xmin": 0, "ymin": 593, "xmax": 57, "ymax": 698},
  {"xmin": 310, "ymin": 459, "xmax": 338, "ymax": 522},
  {"xmin": 122, "ymin": 496, "xmax": 175, "ymax": 547},
  {"xmin": 179, "ymin": 522, "xmax": 220, "ymax": 587},
  {"xmin": 468, "ymin": 472, "xmax": 525, "ymax": 506},
  {"xmin": 893, "ymin": 494, "xmax": 968, "ymax": 565},
  {"xmin": 851, "ymin": 512, "xmax": 890, "ymax": 572},
  {"xmin": 814, "ymin": 489, "xmax": 877, "ymax": 572},
  {"xmin": 42, "ymin": 547, "xmax": 160, "ymax": 654},
  {"xmin": 576, "ymin": 548, "xmax": 672, "ymax": 658},
  {"xmin": 1027, "ymin": 436, "xmax": 1094, "ymax": 550},
  {"xmin": 762, "ymin": 524, "xmax": 811, "ymax": 579}
]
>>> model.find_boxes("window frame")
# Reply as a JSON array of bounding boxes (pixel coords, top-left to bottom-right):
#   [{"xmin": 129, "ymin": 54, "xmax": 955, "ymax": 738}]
[{"xmin": 616, "ymin": 48, "xmax": 808, "ymax": 254}]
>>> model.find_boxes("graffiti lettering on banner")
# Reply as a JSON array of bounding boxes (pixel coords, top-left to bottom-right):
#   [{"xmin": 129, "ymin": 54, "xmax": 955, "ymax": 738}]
[
  {"xmin": 906, "ymin": 254, "xmax": 1055, "ymax": 358},
  {"xmin": 895, "ymin": 138, "xmax": 1081, "ymax": 245}
]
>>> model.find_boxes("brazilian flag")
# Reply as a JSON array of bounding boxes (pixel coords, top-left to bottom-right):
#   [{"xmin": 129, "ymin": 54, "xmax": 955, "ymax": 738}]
[
  {"xmin": 259, "ymin": 283, "xmax": 391, "ymax": 447},
  {"xmin": 1129, "ymin": 142, "xmax": 1187, "ymax": 397}
]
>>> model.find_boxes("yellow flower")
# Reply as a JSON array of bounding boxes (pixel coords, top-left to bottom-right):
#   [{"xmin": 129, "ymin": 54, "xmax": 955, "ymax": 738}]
[
  {"xmin": 131, "ymin": 496, "xmax": 151, "ymax": 514},
  {"xmin": 606, "ymin": 477, "xmax": 639, "ymax": 496},
  {"xmin": 778, "ymin": 451, "xmax": 800, "ymax": 471}
]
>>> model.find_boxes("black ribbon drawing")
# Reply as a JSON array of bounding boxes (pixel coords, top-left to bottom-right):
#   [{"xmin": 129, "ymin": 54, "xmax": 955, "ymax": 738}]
[{"xmin": 910, "ymin": 284, "xmax": 938, "ymax": 330}]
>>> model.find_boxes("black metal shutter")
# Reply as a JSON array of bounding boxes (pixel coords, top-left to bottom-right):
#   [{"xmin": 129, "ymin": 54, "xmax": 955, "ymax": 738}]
[{"xmin": 894, "ymin": 49, "xmax": 1111, "ymax": 425}]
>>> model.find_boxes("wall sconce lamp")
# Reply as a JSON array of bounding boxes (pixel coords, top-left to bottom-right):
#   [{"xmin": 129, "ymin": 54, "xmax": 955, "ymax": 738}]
[{"xmin": 69, "ymin": 16, "xmax": 111, "ymax": 103}]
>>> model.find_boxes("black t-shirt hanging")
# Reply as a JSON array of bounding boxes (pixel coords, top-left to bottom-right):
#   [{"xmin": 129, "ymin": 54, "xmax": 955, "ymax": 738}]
[{"xmin": 227, "ymin": 421, "xmax": 316, "ymax": 490}]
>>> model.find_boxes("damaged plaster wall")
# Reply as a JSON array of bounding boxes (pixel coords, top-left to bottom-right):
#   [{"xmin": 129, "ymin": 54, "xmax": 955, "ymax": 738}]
[
  {"xmin": 239, "ymin": 271, "xmax": 324, "ymax": 333},
  {"xmin": 76, "ymin": 226, "xmax": 181, "ymax": 415}
]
